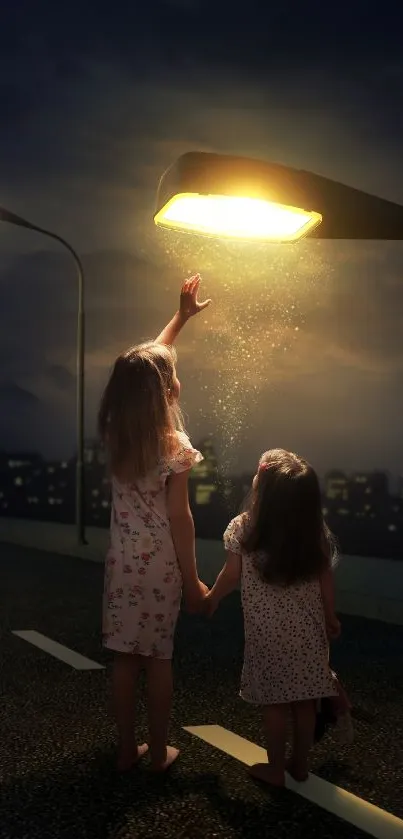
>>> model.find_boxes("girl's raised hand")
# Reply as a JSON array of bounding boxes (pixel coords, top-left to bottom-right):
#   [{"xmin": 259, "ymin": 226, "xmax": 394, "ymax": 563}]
[{"xmin": 180, "ymin": 275, "xmax": 211, "ymax": 319}]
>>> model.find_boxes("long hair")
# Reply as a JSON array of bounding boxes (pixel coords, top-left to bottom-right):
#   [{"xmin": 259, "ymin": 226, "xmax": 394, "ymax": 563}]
[
  {"xmin": 98, "ymin": 342, "xmax": 185, "ymax": 481},
  {"xmin": 241, "ymin": 448, "xmax": 337, "ymax": 586}
]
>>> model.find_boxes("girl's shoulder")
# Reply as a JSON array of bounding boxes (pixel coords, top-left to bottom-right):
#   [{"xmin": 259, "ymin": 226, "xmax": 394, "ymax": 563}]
[
  {"xmin": 223, "ymin": 513, "xmax": 250, "ymax": 555},
  {"xmin": 163, "ymin": 431, "xmax": 203, "ymax": 475}
]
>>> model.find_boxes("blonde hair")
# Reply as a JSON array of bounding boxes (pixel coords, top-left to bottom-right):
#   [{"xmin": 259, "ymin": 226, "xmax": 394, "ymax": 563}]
[{"xmin": 98, "ymin": 342, "xmax": 184, "ymax": 481}]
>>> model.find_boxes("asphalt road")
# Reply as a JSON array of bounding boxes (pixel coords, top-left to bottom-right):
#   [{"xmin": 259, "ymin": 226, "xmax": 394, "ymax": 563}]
[{"xmin": 1, "ymin": 543, "xmax": 402, "ymax": 839}]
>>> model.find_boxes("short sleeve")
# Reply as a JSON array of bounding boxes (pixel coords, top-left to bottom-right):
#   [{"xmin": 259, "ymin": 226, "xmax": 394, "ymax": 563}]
[
  {"xmin": 167, "ymin": 431, "xmax": 203, "ymax": 475},
  {"xmin": 223, "ymin": 515, "xmax": 246, "ymax": 555}
]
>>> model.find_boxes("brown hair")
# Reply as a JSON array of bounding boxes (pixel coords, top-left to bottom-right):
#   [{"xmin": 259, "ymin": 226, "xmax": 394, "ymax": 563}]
[
  {"xmin": 242, "ymin": 448, "xmax": 336, "ymax": 586},
  {"xmin": 98, "ymin": 342, "xmax": 185, "ymax": 481}
]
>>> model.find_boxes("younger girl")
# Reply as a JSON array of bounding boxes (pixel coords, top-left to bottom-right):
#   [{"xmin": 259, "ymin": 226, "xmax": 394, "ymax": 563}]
[
  {"xmin": 99, "ymin": 275, "xmax": 210, "ymax": 773},
  {"xmin": 205, "ymin": 448, "xmax": 340, "ymax": 787}
]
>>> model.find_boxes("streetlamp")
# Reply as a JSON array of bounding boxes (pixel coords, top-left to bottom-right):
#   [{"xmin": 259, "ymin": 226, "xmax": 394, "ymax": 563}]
[
  {"xmin": 154, "ymin": 151, "xmax": 403, "ymax": 241},
  {"xmin": 0, "ymin": 206, "xmax": 86, "ymax": 546}
]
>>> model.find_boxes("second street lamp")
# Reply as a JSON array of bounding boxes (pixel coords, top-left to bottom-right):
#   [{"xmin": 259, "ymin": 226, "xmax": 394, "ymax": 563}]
[{"xmin": 0, "ymin": 206, "xmax": 87, "ymax": 546}]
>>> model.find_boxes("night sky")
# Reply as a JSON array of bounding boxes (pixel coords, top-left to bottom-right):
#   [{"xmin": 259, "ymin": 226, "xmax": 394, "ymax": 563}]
[{"xmin": 1, "ymin": 1, "xmax": 403, "ymax": 480}]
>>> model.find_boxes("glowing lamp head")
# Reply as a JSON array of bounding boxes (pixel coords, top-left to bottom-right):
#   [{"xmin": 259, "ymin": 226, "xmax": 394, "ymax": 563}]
[
  {"xmin": 154, "ymin": 152, "xmax": 323, "ymax": 243},
  {"xmin": 154, "ymin": 192, "xmax": 322, "ymax": 243}
]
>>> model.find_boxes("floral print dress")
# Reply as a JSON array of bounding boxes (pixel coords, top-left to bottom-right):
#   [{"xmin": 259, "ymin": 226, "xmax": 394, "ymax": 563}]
[{"xmin": 102, "ymin": 432, "xmax": 203, "ymax": 659}]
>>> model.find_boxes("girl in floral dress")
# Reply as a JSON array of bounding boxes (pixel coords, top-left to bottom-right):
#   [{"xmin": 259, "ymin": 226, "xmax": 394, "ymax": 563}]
[
  {"xmin": 206, "ymin": 448, "xmax": 341, "ymax": 788},
  {"xmin": 98, "ymin": 275, "xmax": 211, "ymax": 772}
]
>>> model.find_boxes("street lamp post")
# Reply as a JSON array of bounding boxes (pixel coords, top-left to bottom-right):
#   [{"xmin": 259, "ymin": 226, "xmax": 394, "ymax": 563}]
[{"xmin": 0, "ymin": 206, "xmax": 86, "ymax": 546}]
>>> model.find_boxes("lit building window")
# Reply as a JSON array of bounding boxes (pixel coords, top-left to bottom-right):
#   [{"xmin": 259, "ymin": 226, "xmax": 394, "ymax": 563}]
[
  {"xmin": 192, "ymin": 462, "xmax": 210, "ymax": 479},
  {"xmin": 195, "ymin": 484, "xmax": 216, "ymax": 505},
  {"xmin": 325, "ymin": 474, "xmax": 349, "ymax": 500},
  {"xmin": 8, "ymin": 460, "xmax": 29, "ymax": 468}
]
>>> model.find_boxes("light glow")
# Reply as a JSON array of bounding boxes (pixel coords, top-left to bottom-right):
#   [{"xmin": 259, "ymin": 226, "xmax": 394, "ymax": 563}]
[{"xmin": 155, "ymin": 192, "xmax": 322, "ymax": 242}]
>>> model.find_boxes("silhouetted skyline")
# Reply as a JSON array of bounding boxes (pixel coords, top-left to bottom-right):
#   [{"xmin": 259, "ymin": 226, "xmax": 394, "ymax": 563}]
[{"xmin": 1, "ymin": 439, "xmax": 403, "ymax": 559}]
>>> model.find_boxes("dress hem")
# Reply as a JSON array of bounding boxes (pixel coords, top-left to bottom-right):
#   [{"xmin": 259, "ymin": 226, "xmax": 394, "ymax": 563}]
[
  {"xmin": 239, "ymin": 687, "xmax": 339, "ymax": 706},
  {"xmin": 103, "ymin": 638, "xmax": 173, "ymax": 660}
]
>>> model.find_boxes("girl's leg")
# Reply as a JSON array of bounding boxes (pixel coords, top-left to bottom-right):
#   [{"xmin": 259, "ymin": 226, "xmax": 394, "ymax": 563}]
[
  {"xmin": 145, "ymin": 657, "xmax": 179, "ymax": 771},
  {"xmin": 112, "ymin": 652, "xmax": 148, "ymax": 771},
  {"xmin": 249, "ymin": 703, "xmax": 288, "ymax": 787},
  {"xmin": 287, "ymin": 699, "xmax": 316, "ymax": 781}
]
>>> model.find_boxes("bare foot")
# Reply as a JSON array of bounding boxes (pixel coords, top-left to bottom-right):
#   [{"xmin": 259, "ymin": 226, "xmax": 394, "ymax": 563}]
[
  {"xmin": 117, "ymin": 742, "xmax": 149, "ymax": 772},
  {"xmin": 151, "ymin": 745, "xmax": 180, "ymax": 773},
  {"xmin": 285, "ymin": 758, "xmax": 309, "ymax": 783},
  {"xmin": 249, "ymin": 763, "xmax": 285, "ymax": 787}
]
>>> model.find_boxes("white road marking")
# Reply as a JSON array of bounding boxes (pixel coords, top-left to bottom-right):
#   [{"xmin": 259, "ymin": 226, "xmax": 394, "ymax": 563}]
[
  {"xmin": 184, "ymin": 725, "xmax": 403, "ymax": 839},
  {"xmin": 12, "ymin": 630, "xmax": 105, "ymax": 670}
]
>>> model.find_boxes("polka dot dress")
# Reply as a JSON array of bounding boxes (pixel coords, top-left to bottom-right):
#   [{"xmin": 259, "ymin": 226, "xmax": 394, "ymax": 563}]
[{"xmin": 224, "ymin": 513, "xmax": 338, "ymax": 706}]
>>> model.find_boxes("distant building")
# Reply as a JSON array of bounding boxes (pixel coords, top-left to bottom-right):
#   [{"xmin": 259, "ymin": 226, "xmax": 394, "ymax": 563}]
[
  {"xmin": 84, "ymin": 439, "xmax": 107, "ymax": 467},
  {"xmin": 82, "ymin": 439, "xmax": 110, "ymax": 525},
  {"xmin": 0, "ymin": 452, "xmax": 74, "ymax": 520},
  {"xmin": 349, "ymin": 471, "xmax": 389, "ymax": 517},
  {"xmin": 44, "ymin": 459, "xmax": 72, "ymax": 514},
  {"xmin": 190, "ymin": 437, "xmax": 220, "ymax": 507},
  {"xmin": 325, "ymin": 470, "xmax": 349, "ymax": 501},
  {"xmin": 0, "ymin": 452, "xmax": 45, "ymax": 515}
]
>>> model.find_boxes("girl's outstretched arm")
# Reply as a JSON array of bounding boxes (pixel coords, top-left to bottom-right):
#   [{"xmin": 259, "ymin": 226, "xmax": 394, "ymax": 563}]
[
  {"xmin": 155, "ymin": 274, "xmax": 211, "ymax": 345},
  {"xmin": 205, "ymin": 552, "xmax": 242, "ymax": 615}
]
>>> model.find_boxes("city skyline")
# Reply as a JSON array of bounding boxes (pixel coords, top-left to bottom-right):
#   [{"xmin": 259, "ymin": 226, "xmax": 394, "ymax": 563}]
[
  {"xmin": 2, "ymin": 436, "xmax": 403, "ymax": 494},
  {"xmin": 2, "ymin": 436, "xmax": 403, "ymax": 491},
  {"xmin": 1, "ymin": 438, "xmax": 403, "ymax": 560}
]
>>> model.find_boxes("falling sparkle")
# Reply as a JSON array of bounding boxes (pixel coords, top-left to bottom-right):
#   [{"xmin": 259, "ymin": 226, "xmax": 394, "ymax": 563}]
[{"xmin": 146, "ymin": 228, "xmax": 334, "ymax": 474}]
